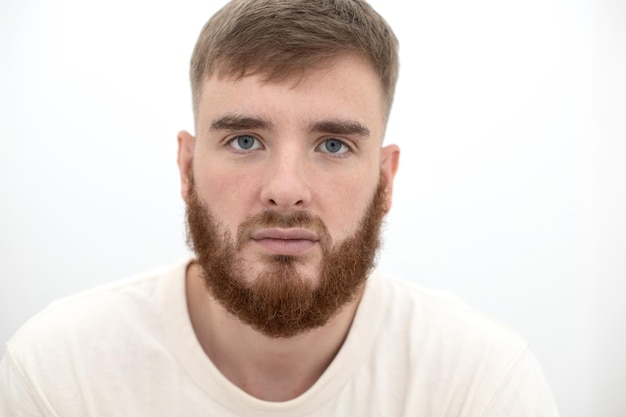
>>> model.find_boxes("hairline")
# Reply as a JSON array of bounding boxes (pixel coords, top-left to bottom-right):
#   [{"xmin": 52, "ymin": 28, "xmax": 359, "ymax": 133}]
[{"xmin": 192, "ymin": 52, "xmax": 393, "ymax": 131}]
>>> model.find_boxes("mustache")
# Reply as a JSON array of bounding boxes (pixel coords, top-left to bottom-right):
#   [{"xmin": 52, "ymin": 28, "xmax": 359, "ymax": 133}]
[{"xmin": 237, "ymin": 210, "xmax": 331, "ymax": 248}]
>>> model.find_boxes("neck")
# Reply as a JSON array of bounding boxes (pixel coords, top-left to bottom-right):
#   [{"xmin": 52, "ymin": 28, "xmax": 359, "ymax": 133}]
[{"xmin": 185, "ymin": 262, "xmax": 363, "ymax": 402}]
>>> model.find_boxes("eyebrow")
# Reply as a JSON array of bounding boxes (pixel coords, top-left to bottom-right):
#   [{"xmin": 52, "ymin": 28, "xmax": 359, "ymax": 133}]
[
  {"xmin": 210, "ymin": 114, "xmax": 273, "ymax": 132},
  {"xmin": 308, "ymin": 119, "xmax": 370, "ymax": 138},
  {"xmin": 209, "ymin": 114, "xmax": 370, "ymax": 138}
]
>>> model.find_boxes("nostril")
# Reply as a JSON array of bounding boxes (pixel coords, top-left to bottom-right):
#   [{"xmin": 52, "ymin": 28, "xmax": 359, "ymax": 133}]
[{"xmin": 261, "ymin": 177, "xmax": 312, "ymax": 209}]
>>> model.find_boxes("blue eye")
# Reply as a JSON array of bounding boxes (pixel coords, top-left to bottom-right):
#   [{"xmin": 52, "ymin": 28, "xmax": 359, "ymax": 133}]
[
  {"xmin": 320, "ymin": 138, "xmax": 348, "ymax": 155},
  {"xmin": 229, "ymin": 135, "xmax": 262, "ymax": 151}
]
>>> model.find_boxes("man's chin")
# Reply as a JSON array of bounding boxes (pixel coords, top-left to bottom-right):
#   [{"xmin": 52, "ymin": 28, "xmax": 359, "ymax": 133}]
[
  {"xmin": 241, "ymin": 258, "xmax": 323, "ymax": 289},
  {"xmin": 239, "ymin": 247, "xmax": 324, "ymax": 279}
]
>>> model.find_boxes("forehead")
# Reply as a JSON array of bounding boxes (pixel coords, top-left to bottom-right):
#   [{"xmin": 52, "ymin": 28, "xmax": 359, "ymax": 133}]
[{"xmin": 196, "ymin": 54, "xmax": 387, "ymax": 135}]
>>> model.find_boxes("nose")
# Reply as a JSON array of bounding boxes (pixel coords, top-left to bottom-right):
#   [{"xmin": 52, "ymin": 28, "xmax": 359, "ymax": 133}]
[{"xmin": 260, "ymin": 151, "xmax": 312, "ymax": 211}]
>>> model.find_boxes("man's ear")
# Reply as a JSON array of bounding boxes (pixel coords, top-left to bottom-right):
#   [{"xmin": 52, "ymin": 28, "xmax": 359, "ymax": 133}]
[
  {"xmin": 380, "ymin": 144, "xmax": 400, "ymax": 213},
  {"xmin": 177, "ymin": 130, "xmax": 196, "ymax": 203}
]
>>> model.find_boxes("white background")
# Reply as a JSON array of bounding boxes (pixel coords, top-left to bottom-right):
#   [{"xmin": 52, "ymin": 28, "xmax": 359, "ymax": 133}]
[{"xmin": 1, "ymin": 0, "xmax": 624, "ymax": 415}]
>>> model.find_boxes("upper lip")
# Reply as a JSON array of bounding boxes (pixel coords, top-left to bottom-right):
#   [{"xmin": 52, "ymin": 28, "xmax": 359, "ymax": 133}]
[{"xmin": 251, "ymin": 228, "xmax": 320, "ymax": 241}]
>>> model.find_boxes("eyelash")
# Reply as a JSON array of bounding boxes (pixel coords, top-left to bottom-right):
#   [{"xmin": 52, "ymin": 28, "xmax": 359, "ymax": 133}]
[{"xmin": 225, "ymin": 135, "xmax": 353, "ymax": 157}]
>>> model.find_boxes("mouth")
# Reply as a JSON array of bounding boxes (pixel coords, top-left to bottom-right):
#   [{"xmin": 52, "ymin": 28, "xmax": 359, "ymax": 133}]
[{"xmin": 251, "ymin": 228, "xmax": 320, "ymax": 256}]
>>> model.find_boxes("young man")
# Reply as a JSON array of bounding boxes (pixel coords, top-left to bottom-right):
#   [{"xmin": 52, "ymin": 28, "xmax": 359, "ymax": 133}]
[{"xmin": 0, "ymin": 0, "xmax": 559, "ymax": 415}]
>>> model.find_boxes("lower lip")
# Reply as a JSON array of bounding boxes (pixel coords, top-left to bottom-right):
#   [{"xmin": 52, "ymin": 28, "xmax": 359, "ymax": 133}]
[{"xmin": 253, "ymin": 239, "xmax": 317, "ymax": 256}]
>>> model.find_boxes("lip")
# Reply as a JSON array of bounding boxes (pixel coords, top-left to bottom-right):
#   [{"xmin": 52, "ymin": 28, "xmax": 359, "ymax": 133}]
[
  {"xmin": 251, "ymin": 228, "xmax": 320, "ymax": 256},
  {"xmin": 251, "ymin": 228, "xmax": 320, "ymax": 241}
]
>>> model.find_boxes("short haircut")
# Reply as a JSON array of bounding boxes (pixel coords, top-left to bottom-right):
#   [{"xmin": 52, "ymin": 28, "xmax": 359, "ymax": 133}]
[{"xmin": 190, "ymin": 0, "xmax": 399, "ymax": 121}]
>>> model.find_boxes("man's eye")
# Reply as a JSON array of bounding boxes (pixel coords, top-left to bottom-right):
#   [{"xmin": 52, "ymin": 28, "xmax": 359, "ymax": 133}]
[
  {"xmin": 229, "ymin": 135, "xmax": 262, "ymax": 151},
  {"xmin": 319, "ymin": 138, "xmax": 349, "ymax": 155}
]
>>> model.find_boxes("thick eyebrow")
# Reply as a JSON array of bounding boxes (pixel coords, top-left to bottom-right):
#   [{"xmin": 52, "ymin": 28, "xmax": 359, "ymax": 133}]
[
  {"xmin": 209, "ymin": 114, "xmax": 369, "ymax": 138},
  {"xmin": 210, "ymin": 114, "xmax": 274, "ymax": 132},
  {"xmin": 308, "ymin": 119, "xmax": 370, "ymax": 138}
]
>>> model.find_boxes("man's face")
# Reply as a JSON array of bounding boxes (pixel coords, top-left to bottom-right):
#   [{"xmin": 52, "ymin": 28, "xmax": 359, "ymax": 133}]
[{"xmin": 178, "ymin": 54, "xmax": 399, "ymax": 337}]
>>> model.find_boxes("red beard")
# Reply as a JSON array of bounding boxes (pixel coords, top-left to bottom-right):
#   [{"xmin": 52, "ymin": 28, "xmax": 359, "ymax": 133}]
[{"xmin": 185, "ymin": 173, "xmax": 386, "ymax": 338}]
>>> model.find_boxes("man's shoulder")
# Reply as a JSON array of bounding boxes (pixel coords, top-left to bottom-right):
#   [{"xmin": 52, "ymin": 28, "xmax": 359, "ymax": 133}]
[
  {"xmin": 370, "ymin": 270, "xmax": 529, "ymax": 362},
  {"xmin": 7, "ymin": 259, "xmax": 189, "ymax": 356},
  {"xmin": 352, "ymin": 271, "xmax": 558, "ymax": 416},
  {"xmin": 1, "ymin": 260, "xmax": 191, "ymax": 415}
]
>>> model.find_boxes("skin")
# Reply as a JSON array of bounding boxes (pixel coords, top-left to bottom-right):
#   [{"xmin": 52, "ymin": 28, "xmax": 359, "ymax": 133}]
[{"xmin": 177, "ymin": 54, "xmax": 400, "ymax": 401}]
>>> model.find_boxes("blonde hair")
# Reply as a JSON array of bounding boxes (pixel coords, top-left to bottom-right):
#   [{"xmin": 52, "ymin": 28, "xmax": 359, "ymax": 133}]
[{"xmin": 190, "ymin": 0, "xmax": 399, "ymax": 119}]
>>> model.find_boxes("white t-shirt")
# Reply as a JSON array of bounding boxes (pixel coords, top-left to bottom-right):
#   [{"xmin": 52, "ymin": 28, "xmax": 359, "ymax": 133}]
[{"xmin": 0, "ymin": 260, "xmax": 559, "ymax": 416}]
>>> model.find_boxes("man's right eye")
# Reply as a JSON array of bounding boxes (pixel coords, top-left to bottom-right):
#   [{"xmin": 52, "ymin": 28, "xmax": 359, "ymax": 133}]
[{"xmin": 228, "ymin": 135, "xmax": 262, "ymax": 151}]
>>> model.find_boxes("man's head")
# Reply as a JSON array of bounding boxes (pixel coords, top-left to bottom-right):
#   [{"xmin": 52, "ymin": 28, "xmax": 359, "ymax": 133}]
[
  {"xmin": 189, "ymin": 0, "xmax": 399, "ymax": 122},
  {"xmin": 178, "ymin": 0, "xmax": 400, "ymax": 338}
]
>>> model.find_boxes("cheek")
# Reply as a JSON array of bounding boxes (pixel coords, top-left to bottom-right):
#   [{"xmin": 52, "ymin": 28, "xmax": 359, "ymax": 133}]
[
  {"xmin": 194, "ymin": 165, "xmax": 258, "ymax": 230},
  {"xmin": 319, "ymin": 171, "xmax": 379, "ymax": 240}
]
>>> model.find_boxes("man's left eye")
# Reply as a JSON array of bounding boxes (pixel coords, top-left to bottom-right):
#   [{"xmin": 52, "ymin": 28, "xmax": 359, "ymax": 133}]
[{"xmin": 318, "ymin": 139, "xmax": 349, "ymax": 155}]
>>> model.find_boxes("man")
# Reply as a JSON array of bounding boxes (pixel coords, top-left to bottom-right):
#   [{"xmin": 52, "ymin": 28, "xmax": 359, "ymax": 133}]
[{"xmin": 0, "ymin": 0, "xmax": 559, "ymax": 415}]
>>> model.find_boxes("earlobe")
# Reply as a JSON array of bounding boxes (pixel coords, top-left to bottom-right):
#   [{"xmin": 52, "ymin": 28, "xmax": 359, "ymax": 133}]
[
  {"xmin": 380, "ymin": 144, "xmax": 400, "ymax": 212},
  {"xmin": 177, "ymin": 130, "xmax": 196, "ymax": 203}
]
